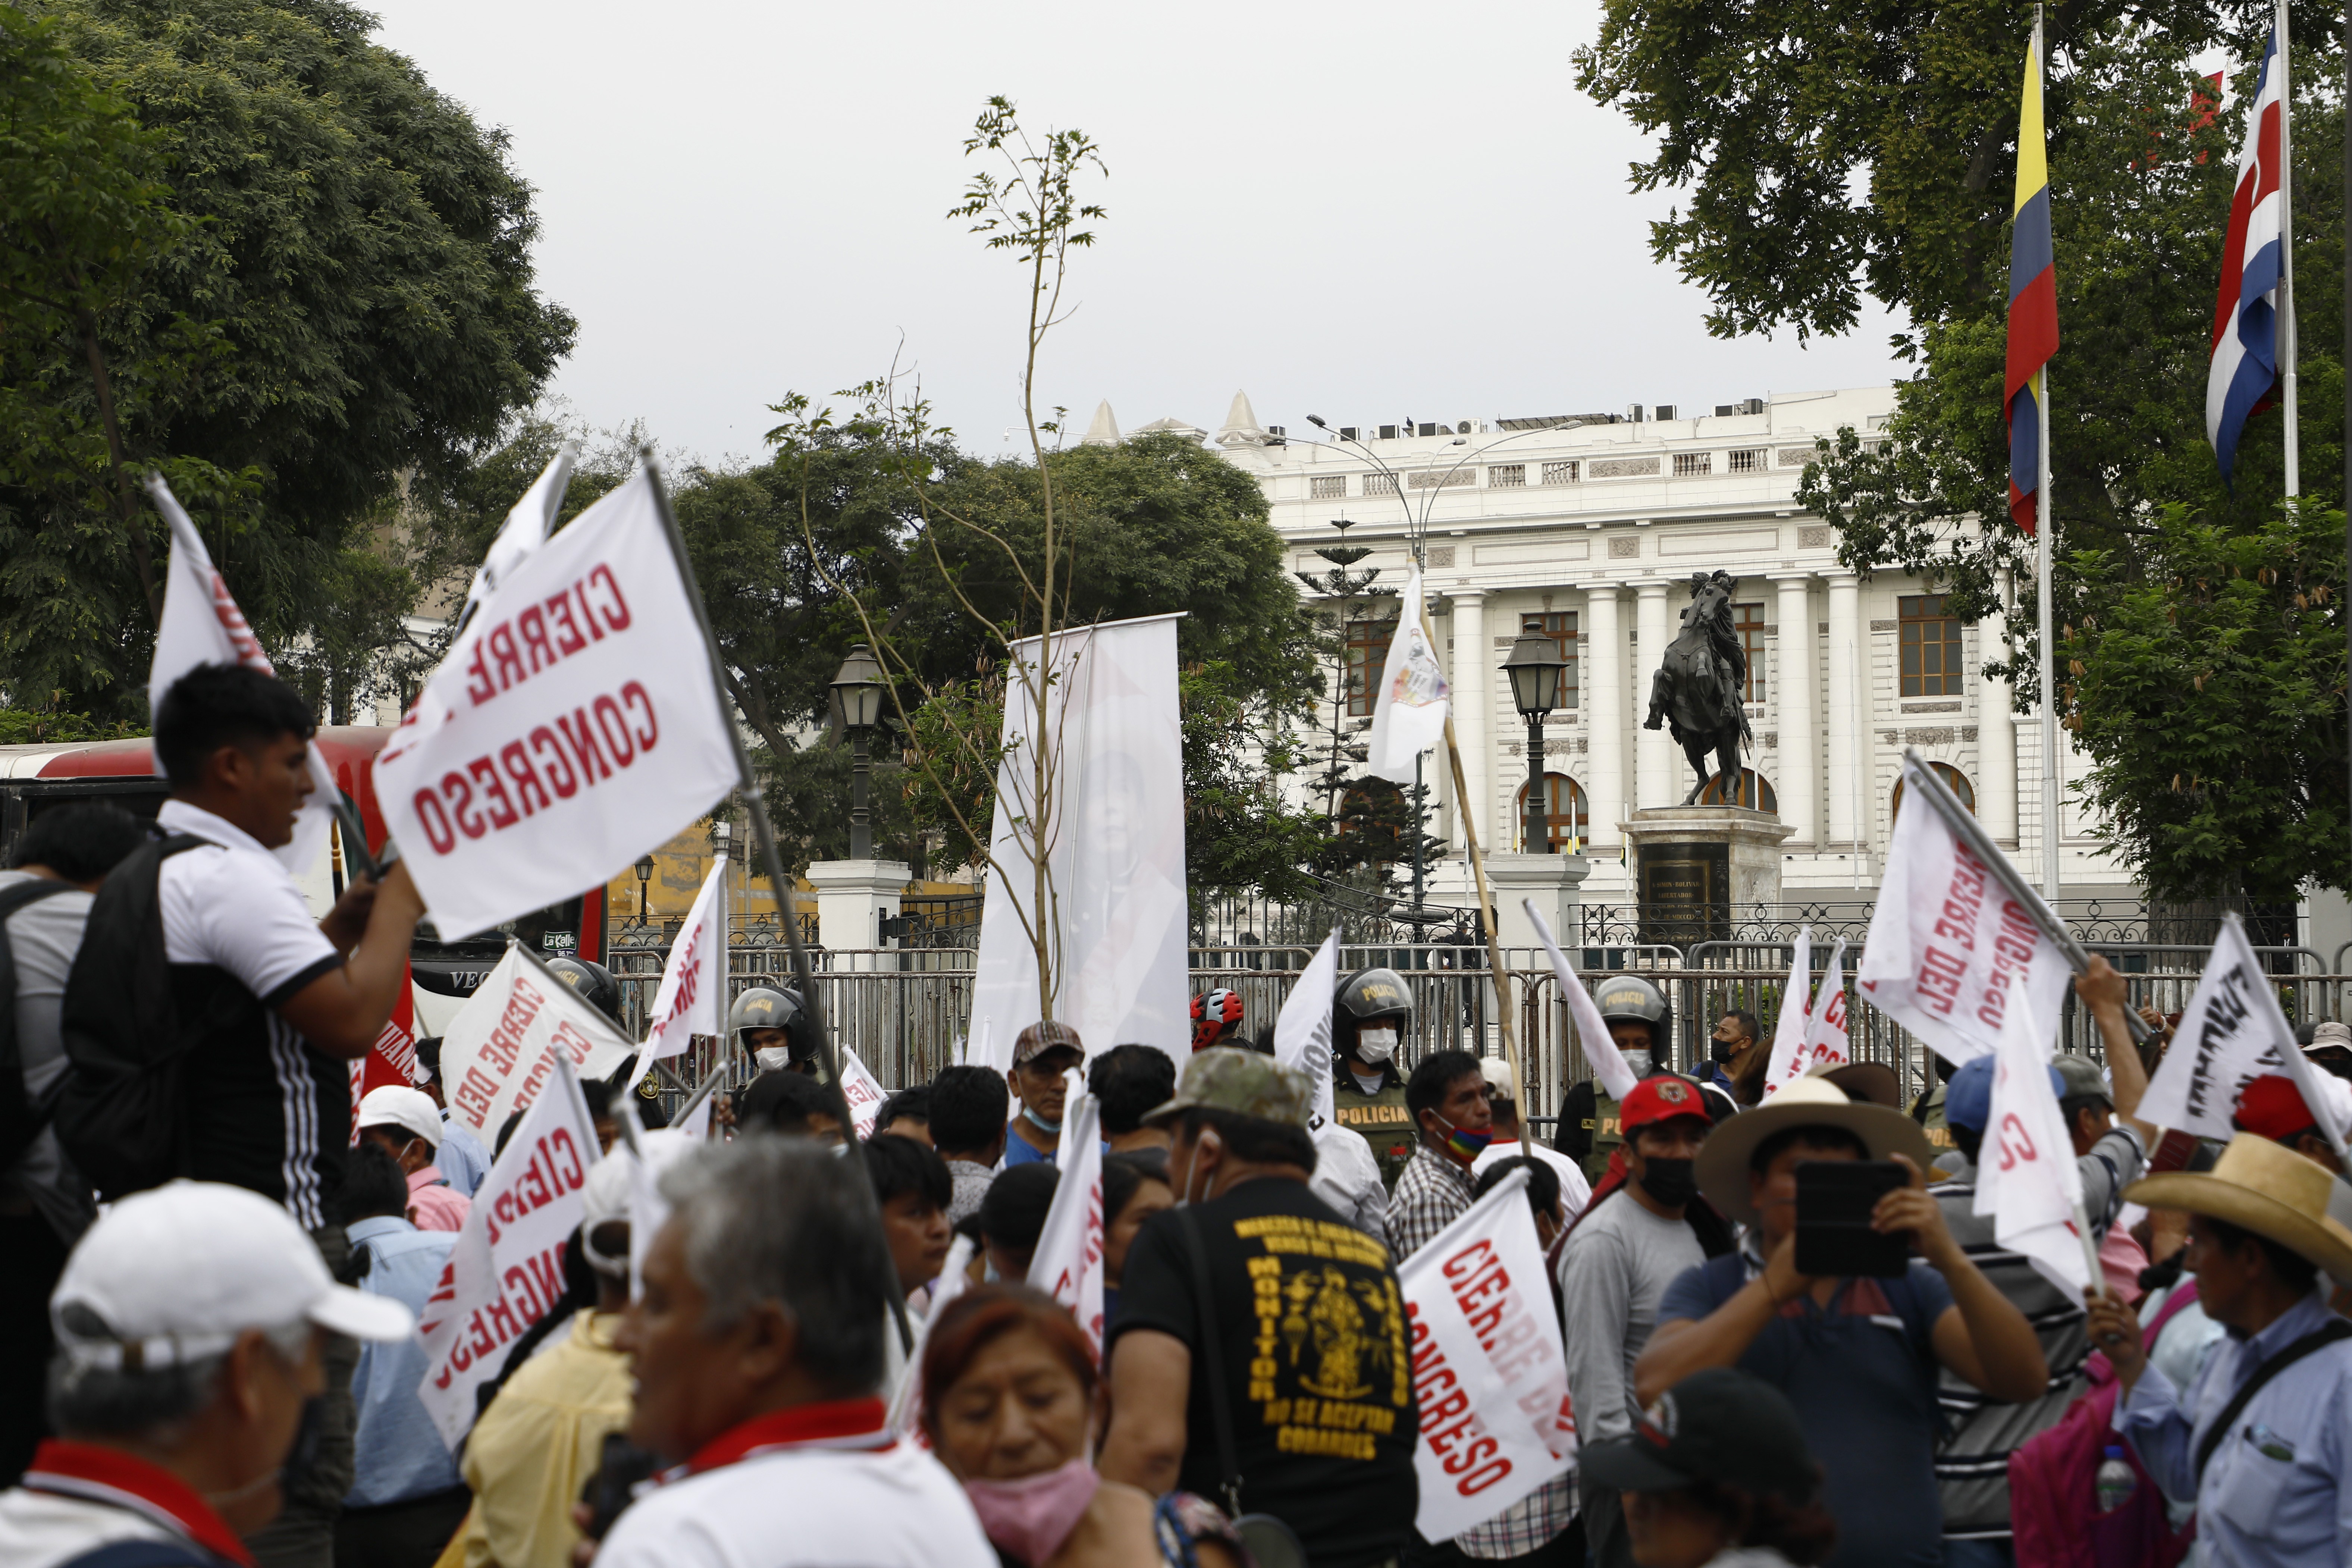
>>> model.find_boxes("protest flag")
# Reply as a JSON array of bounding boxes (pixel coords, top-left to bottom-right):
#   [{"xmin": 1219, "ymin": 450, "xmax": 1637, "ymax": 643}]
[
  {"xmin": 1975, "ymin": 992, "xmax": 2099, "ymax": 1297},
  {"xmin": 456, "ymin": 443, "xmax": 576, "ymax": 634},
  {"xmin": 1365, "ymin": 567, "xmax": 1451, "ymax": 784},
  {"xmin": 435, "ymin": 943, "xmax": 634, "ymax": 1141},
  {"xmin": 629, "ymin": 856, "xmax": 724, "ymax": 1091},
  {"xmin": 1026, "ymin": 1075, "xmax": 1106, "ymax": 1355},
  {"xmin": 1397, "ymin": 1167, "xmax": 1577, "ymax": 1539},
  {"xmin": 1858, "ymin": 749, "xmax": 2134, "ymax": 1067},
  {"xmin": 371, "ymin": 467, "xmax": 739, "ymax": 943},
  {"xmin": 1525, "ymin": 902, "xmax": 1638, "ymax": 1102},
  {"xmin": 2206, "ymin": 13, "xmax": 2295, "ymax": 491},
  {"xmin": 2141, "ymin": 912, "xmax": 2351, "ymax": 1154},
  {"xmin": 146, "ymin": 473, "xmax": 346, "ymax": 874},
  {"xmin": 888, "ymin": 1232, "xmax": 977, "ymax": 1439},
  {"xmin": 416, "ymin": 1048, "xmax": 600, "ymax": 1446},
  {"xmin": 1757, "ymin": 927, "xmax": 1814, "ymax": 1098},
  {"xmin": 1796, "ymin": 938, "xmax": 1852, "ymax": 1078},
  {"xmin": 840, "ymin": 1045, "xmax": 890, "ymax": 1141},
  {"xmin": 1272, "ymin": 928, "xmax": 1343, "ymax": 1134}
]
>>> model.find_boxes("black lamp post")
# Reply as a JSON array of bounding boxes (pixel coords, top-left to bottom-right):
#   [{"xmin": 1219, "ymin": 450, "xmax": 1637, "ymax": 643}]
[
  {"xmin": 1502, "ymin": 618, "xmax": 1572, "ymax": 852},
  {"xmin": 828, "ymin": 644, "xmax": 886, "ymax": 860},
  {"xmin": 632, "ymin": 853, "xmax": 654, "ymax": 926}
]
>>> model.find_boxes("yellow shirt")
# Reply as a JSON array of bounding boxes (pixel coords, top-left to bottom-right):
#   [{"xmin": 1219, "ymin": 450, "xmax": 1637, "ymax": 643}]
[{"xmin": 448, "ymin": 1310, "xmax": 632, "ymax": 1568}]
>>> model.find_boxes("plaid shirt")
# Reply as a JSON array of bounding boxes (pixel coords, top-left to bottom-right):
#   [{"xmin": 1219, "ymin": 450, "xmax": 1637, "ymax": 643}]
[
  {"xmin": 1385, "ymin": 1143, "xmax": 1476, "ymax": 1261},
  {"xmin": 1457, "ymin": 1472, "xmax": 1576, "ymax": 1558}
]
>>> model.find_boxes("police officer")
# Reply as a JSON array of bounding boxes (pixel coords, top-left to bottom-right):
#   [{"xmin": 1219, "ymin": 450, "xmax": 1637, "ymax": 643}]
[
  {"xmin": 1910, "ymin": 1051, "xmax": 1958, "ymax": 1156},
  {"xmin": 545, "ymin": 955, "xmax": 623, "ymax": 1022},
  {"xmin": 1330, "ymin": 967, "xmax": 1418, "ymax": 1190},
  {"xmin": 1556, "ymin": 973, "xmax": 1722, "ymax": 1187},
  {"xmin": 728, "ymin": 985, "xmax": 828, "ymax": 1081}
]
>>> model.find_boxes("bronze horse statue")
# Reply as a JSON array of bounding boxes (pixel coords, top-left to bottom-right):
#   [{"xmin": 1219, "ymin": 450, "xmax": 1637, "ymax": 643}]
[{"xmin": 1643, "ymin": 571, "xmax": 1754, "ymax": 806}]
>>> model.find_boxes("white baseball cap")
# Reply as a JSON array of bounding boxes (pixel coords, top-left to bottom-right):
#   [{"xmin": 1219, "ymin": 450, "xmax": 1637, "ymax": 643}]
[
  {"xmin": 1478, "ymin": 1056, "xmax": 1518, "ymax": 1105},
  {"xmin": 357, "ymin": 1086, "xmax": 442, "ymax": 1149},
  {"xmin": 51, "ymin": 1181, "xmax": 414, "ymax": 1369}
]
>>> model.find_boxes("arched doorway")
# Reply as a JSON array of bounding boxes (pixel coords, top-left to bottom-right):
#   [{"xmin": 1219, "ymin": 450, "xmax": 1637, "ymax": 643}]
[
  {"xmin": 1697, "ymin": 768, "xmax": 1778, "ymax": 813},
  {"xmin": 1513, "ymin": 772, "xmax": 1590, "ymax": 850},
  {"xmin": 1891, "ymin": 762, "xmax": 1976, "ymax": 820}
]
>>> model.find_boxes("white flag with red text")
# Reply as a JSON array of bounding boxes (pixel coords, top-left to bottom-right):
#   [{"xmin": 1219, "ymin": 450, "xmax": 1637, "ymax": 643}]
[
  {"xmin": 346, "ymin": 973, "xmax": 423, "ymax": 1144},
  {"xmin": 1758, "ymin": 928, "xmax": 1815, "ymax": 1098},
  {"xmin": 1795, "ymin": 939, "xmax": 1851, "ymax": 1079},
  {"xmin": 1399, "ymin": 1167, "xmax": 1576, "ymax": 1540},
  {"xmin": 628, "ymin": 859, "xmax": 723, "ymax": 1090},
  {"xmin": 373, "ymin": 469, "xmax": 739, "ymax": 941},
  {"xmin": 841, "ymin": 1046, "xmax": 889, "ymax": 1141},
  {"xmin": 1527, "ymin": 903, "xmax": 1638, "ymax": 1101},
  {"xmin": 416, "ymin": 1051, "xmax": 600, "ymax": 1447},
  {"xmin": 1857, "ymin": 758, "xmax": 2073, "ymax": 1067},
  {"xmin": 436, "ymin": 946, "xmax": 633, "ymax": 1140},
  {"xmin": 1973, "ymin": 994, "xmax": 2091, "ymax": 1296},
  {"xmin": 147, "ymin": 474, "xmax": 340, "ymax": 874},
  {"xmin": 1026, "ymin": 1078, "xmax": 1104, "ymax": 1356},
  {"xmin": 2141, "ymin": 913, "xmax": 2352, "ymax": 1148}
]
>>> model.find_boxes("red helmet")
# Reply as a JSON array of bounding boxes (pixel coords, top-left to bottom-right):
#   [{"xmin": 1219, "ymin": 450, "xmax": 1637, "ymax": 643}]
[{"xmin": 1191, "ymin": 988, "xmax": 1244, "ymax": 1052}]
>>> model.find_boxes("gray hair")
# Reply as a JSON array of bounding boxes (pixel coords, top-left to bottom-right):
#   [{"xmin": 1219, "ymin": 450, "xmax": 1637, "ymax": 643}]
[
  {"xmin": 48, "ymin": 1307, "xmax": 311, "ymax": 1444},
  {"xmin": 658, "ymin": 1134, "xmax": 891, "ymax": 1398}
]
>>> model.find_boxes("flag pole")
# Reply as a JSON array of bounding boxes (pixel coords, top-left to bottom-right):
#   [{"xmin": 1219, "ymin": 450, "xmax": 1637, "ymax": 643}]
[
  {"xmin": 2276, "ymin": 0, "xmax": 2299, "ymax": 498},
  {"xmin": 2342, "ymin": 0, "xmax": 2350, "ymax": 855},
  {"xmin": 1419, "ymin": 599, "xmax": 1524, "ymax": 1095}
]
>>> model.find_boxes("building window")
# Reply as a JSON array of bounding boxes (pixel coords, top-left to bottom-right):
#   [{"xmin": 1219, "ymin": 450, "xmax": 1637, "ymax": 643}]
[
  {"xmin": 1729, "ymin": 447, "xmax": 1765, "ymax": 473},
  {"xmin": 1310, "ymin": 475, "xmax": 1346, "ymax": 499},
  {"xmin": 1344, "ymin": 615, "xmax": 1397, "ymax": 717},
  {"xmin": 1697, "ymin": 768, "xmax": 1778, "ymax": 813},
  {"xmin": 1365, "ymin": 473, "xmax": 1398, "ymax": 496},
  {"xmin": 1672, "ymin": 452, "xmax": 1712, "ymax": 476},
  {"xmin": 1489, "ymin": 464, "xmax": 1526, "ymax": 487},
  {"xmin": 1522, "ymin": 611, "xmax": 1579, "ymax": 709},
  {"xmin": 1514, "ymin": 772, "xmax": 1589, "ymax": 850},
  {"xmin": 1891, "ymin": 763, "xmax": 1976, "ymax": 820},
  {"xmin": 1541, "ymin": 460, "xmax": 1578, "ymax": 486},
  {"xmin": 1899, "ymin": 593, "xmax": 1963, "ymax": 696},
  {"xmin": 1732, "ymin": 601, "xmax": 1765, "ymax": 703}
]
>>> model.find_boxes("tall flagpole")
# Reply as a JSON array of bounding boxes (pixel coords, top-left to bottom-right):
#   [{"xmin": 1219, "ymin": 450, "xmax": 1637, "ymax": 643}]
[
  {"xmin": 2033, "ymin": 6, "xmax": 2061, "ymax": 904},
  {"xmin": 2276, "ymin": 0, "xmax": 2299, "ymax": 496}
]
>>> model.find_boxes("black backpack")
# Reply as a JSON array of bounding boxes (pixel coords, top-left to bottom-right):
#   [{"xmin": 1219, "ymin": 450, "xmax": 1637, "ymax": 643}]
[
  {"xmin": 53, "ymin": 834, "xmax": 211, "ymax": 1200},
  {"xmin": 0, "ymin": 876, "xmax": 84, "ymax": 1168}
]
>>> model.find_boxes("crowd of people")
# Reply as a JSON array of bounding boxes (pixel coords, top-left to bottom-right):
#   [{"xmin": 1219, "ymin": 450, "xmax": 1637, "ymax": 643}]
[{"xmin": 3, "ymin": 661, "xmax": 2352, "ymax": 1568}]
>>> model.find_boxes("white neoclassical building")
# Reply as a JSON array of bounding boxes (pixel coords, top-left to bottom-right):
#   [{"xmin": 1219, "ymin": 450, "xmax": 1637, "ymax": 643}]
[{"xmin": 1088, "ymin": 387, "xmax": 2138, "ymax": 915}]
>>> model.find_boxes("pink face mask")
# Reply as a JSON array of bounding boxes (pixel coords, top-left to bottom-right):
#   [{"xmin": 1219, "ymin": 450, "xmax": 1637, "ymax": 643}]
[{"xmin": 963, "ymin": 1456, "xmax": 1099, "ymax": 1565}]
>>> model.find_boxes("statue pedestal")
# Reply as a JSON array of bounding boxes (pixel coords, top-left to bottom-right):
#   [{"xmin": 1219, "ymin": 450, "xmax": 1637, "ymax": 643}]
[
  {"xmin": 1618, "ymin": 808, "xmax": 1794, "ymax": 949},
  {"xmin": 803, "ymin": 859, "xmax": 912, "ymax": 968},
  {"xmin": 1481, "ymin": 850, "xmax": 1591, "ymax": 953}
]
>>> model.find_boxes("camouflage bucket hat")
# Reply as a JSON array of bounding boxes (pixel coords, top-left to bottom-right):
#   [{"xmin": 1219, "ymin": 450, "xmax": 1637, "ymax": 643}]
[{"xmin": 1142, "ymin": 1047, "xmax": 1314, "ymax": 1130}]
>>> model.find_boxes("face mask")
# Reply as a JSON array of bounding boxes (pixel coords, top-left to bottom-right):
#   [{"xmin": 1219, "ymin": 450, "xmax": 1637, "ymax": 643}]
[
  {"xmin": 1708, "ymin": 1036, "xmax": 1740, "ymax": 1066},
  {"xmin": 964, "ymin": 1457, "xmax": 1100, "ymax": 1565},
  {"xmin": 1635, "ymin": 1156, "xmax": 1698, "ymax": 1210},
  {"xmin": 1621, "ymin": 1050, "xmax": 1653, "ymax": 1080},
  {"xmin": 1176, "ymin": 1130, "xmax": 1222, "ymax": 1208},
  {"xmin": 1430, "ymin": 1113, "xmax": 1493, "ymax": 1165},
  {"xmin": 1356, "ymin": 1027, "xmax": 1398, "ymax": 1064},
  {"xmin": 754, "ymin": 1047, "xmax": 792, "ymax": 1073},
  {"xmin": 1022, "ymin": 1106, "xmax": 1063, "ymax": 1136}
]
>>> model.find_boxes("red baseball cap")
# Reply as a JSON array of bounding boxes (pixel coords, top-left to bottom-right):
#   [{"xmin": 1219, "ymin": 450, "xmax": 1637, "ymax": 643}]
[
  {"xmin": 1621, "ymin": 1075, "xmax": 1710, "ymax": 1134},
  {"xmin": 2234, "ymin": 1075, "xmax": 2321, "ymax": 1145}
]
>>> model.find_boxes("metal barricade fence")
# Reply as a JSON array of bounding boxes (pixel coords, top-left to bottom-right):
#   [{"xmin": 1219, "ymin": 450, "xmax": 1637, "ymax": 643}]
[{"xmin": 605, "ymin": 941, "xmax": 2352, "ymax": 1125}]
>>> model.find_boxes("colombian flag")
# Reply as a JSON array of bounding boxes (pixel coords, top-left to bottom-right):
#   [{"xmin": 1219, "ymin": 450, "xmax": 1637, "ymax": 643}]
[{"xmin": 2004, "ymin": 37, "xmax": 2058, "ymax": 534}]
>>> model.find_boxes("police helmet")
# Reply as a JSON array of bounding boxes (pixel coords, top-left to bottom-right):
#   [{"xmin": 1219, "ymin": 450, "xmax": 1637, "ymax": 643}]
[
  {"xmin": 545, "ymin": 957, "xmax": 622, "ymax": 1023},
  {"xmin": 1334, "ymin": 967, "xmax": 1414, "ymax": 1031},
  {"xmin": 728, "ymin": 985, "xmax": 818, "ymax": 1063},
  {"xmin": 1591, "ymin": 972, "xmax": 1671, "ymax": 1058}
]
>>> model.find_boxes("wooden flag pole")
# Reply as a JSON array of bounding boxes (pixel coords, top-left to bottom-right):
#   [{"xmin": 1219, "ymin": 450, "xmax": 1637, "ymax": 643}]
[{"xmin": 1421, "ymin": 599, "xmax": 1525, "ymax": 1103}]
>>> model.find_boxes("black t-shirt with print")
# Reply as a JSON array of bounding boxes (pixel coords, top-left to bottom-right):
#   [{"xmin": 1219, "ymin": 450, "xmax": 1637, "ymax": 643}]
[{"xmin": 1111, "ymin": 1175, "xmax": 1418, "ymax": 1568}]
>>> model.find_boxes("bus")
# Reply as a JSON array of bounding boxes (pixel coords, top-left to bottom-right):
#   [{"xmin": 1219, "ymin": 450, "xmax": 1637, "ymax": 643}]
[{"xmin": 0, "ymin": 727, "xmax": 606, "ymax": 1035}]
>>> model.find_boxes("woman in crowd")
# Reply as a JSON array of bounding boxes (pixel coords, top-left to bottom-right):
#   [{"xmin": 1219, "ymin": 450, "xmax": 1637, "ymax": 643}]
[
  {"xmin": 1101, "ymin": 1150, "xmax": 1172, "ymax": 1326},
  {"xmin": 921, "ymin": 1285, "xmax": 1242, "ymax": 1568},
  {"xmin": 1580, "ymin": 1367, "xmax": 1837, "ymax": 1568}
]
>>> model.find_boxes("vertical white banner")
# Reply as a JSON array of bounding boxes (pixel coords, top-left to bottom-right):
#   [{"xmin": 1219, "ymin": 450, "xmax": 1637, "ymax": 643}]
[
  {"xmin": 1973, "ymin": 995, "xmax": 2091, "ymax": 1296},
  {"xmin": 1027, "ymin": 1084, "xmax": 1105, "ymax": 1355},
  {"xmin": 1759, "ymin": 927, "xmax": 1814, "ymax": 1098},
  {"xmin": 1795, "ymin": 939, "xmax": 1851, "ymax": 1078},
  {"xmin": 1527, "ymin": 904, "xmax": 1638, "ymax": 1102},
  {"xmin": 1365, "ymin": 567, "xmax": 1451, "ymax": 785},
  {"xmin": 630, "ymin": 859, "xmax": 724, "ymax": 1089},
  {"xmin": 968, "ymin": 614, "xmax": 1190, "ymax": 1072},
  {"xmin": 1273, "ymin": 930, "xmax": 1343, "ymax": 1133}
]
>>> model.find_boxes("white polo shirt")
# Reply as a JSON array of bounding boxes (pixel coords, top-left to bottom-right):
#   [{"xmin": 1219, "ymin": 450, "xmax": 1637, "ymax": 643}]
[
  {"xmin": 595, "ymin": 1398, "xmax": 995, "ymax": 1568},
  {"xmin": 156, "ymin": 798, "xmax": 344, "ymax": 1229}
]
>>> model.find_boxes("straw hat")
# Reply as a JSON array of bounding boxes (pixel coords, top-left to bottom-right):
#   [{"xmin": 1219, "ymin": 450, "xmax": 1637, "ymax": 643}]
[
  {"xmin": 1696, "ymin": 1077, "xmax": 1937, "ymax": 1225},
  {"xmin": 1803, "ymin": 1058, "xmax": 1902, "ymax": 1110},
  {"xmin": 2126, "ymin": 1132, "xmax": 2352, "ymax": 1286}
]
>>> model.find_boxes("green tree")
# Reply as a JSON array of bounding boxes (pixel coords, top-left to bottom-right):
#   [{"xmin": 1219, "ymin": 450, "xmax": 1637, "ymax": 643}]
[{"xmin": 0, "ymin": 0, "xmax": 572, "ymax": 714}]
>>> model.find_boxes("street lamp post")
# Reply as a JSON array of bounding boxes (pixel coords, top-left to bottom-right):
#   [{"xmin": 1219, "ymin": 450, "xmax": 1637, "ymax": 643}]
[
  {"xmin": 1502, "ymin": 618, "xmax": 1572, "ymax": 853},
  {"xmin": 828, "ymin": 644, "xmax": 886, "ymax": 860}
]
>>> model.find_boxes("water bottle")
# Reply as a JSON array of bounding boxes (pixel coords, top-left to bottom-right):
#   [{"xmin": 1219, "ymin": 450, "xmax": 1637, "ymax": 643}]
[{"xmin": 2095, "ymin": 1445, "xmax": 2137, "ymax": 1514}]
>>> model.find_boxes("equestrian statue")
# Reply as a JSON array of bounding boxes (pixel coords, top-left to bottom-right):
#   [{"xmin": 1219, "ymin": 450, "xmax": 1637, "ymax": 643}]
[{"xmin": 1643, "ymin": 570, "xmax": 1753, "ymax": 806}]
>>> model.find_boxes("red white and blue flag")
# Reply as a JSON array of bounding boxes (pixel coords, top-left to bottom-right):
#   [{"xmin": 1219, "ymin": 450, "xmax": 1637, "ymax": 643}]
[
  {"xmin": 2004, "ymin": 36, "xmax": 2057, "ymax": 534},
  {"xmin": 2206, "ymin": 25, "xmax": 2286, "ymax": 484}
]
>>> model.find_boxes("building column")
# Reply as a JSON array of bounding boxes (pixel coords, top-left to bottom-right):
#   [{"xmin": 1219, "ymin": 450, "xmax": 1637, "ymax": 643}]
[
  {"xmin": 1824, "ymin": 573, "xmax": 1862, "ymax": 849},
  {"xmin": 1978, "ymin": 574, "xmax": 2019, "ymax": 845},
  {"xmin": 1769, "ymin": 573, "xmax": 1816, "ymax": 845},
  {"xmin": 1583, "ymin": 585, "xmax": 1625, "ymax": 849},
  {"xmin": 1634, "ymin": 581, "xmax": 1672, "ymax": 810},
  {"xmin": 1446, "ymin": 589, "xmax": 1488, "ymax": 853}
]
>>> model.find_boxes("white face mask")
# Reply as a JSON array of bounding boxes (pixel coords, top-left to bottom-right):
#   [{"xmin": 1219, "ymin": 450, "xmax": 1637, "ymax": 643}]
[
  {"xmin": 754, "ymin": 1047, "xmax": 793, "ymax": 1073},
  {"xmin": 1621, "ymin": 1050, "xmax": 1653, "ymax": 1080},
  {"xmin": 1357, "ymin": 1027, "xmax": 1399, "ymax": 1064},
  {"xmin": 1175, "ymin": 1130, "xmax": 1223, "ymax": 1208}
]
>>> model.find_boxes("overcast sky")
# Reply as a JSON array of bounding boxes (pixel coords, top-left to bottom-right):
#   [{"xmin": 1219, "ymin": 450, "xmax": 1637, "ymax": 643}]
[{"xmin": 369, "ymin": 0, "xmax": 1908, "ymax": 468}]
